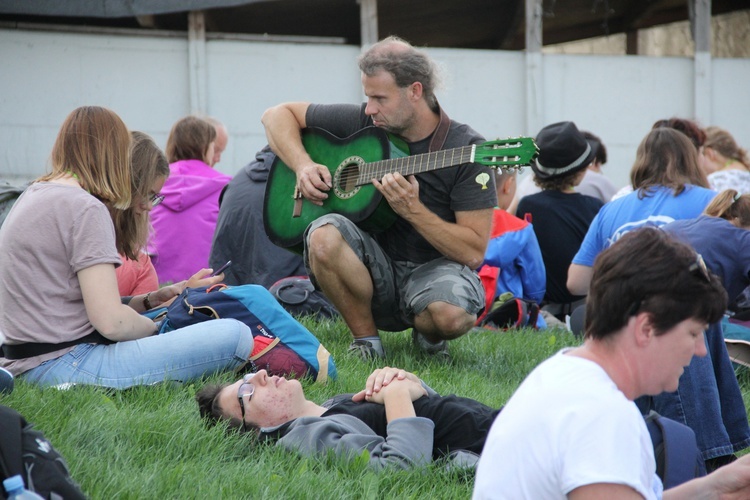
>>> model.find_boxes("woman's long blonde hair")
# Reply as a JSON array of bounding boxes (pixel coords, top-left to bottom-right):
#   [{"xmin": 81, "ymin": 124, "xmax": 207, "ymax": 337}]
[
  {"xmin": 39, "ymin": 106, "xmax": 132, "ymax": 209},
  {"xmin": 704, "ymin": 126, "xmax": 750, "ymax": 171}
]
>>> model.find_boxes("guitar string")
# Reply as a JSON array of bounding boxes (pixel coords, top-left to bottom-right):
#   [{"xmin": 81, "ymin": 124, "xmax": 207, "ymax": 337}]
[
  {"xmin": 353, "ymin": 139, "xmax": 533, "ymax": 185},
  {"xmin": 358, "ymin": 146, "xmax": 473, "ymax": 184}
]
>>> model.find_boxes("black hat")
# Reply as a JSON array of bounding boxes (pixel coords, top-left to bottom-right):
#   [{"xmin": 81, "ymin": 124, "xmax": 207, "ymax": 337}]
[{"xmin": 530, "ymin": 121, "xmax": 595, "ymax": 180}]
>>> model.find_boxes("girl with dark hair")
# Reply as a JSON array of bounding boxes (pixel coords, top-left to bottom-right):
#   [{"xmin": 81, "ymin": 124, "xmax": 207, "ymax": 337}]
[{"xmin": 111, "ymin": 131, "xmax": 170, "ymax": 296}]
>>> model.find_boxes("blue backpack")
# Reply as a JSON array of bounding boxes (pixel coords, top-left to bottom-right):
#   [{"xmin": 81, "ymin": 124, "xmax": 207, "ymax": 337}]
[
  {"xmin": 645, "ymin": 410, "xmax": 706, "ymax": 489},
  {"xmin": 156, "ymin": 284, "xmax": 337, "ymax": 382}
]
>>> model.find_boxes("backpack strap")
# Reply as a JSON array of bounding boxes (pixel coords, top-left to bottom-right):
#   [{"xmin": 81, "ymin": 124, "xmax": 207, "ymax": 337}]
[
  {"xmin": 249, "ymin": 337, "xmax": 281, "ymax": 361},
  {"xmin": 645, "ymin": 411, "xmax": 705, "ymax": 489},
  {"xmin": 0, "ymin": 405, "xmax": 25, "ymax": 480}
]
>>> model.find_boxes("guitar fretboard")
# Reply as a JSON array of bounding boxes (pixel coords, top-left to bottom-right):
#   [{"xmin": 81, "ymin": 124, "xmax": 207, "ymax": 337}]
[{"xmin": 355, "ymin": 145, "xmax": 476, "ymax": 186}]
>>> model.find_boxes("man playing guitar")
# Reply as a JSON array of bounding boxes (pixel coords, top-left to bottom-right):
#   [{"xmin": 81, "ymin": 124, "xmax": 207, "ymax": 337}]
[{"xmin": 261, "ymin": 36, "xmax": 497, "ymax": 360}]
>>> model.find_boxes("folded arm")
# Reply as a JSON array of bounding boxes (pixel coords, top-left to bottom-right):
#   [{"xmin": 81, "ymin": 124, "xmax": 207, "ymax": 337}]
[
  {"xmin": 352, "ymin": 366, "xmax": 437, "ymax": 402},
  {"xmin": 279, "ymin": 414, "xmax": 435, "ymax": 470}
]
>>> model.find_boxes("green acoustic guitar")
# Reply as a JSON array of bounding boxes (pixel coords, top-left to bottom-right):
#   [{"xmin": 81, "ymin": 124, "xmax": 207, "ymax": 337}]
[{"xmin": 263, "ymin": 126, "xmax": 538, "ymax": 250}]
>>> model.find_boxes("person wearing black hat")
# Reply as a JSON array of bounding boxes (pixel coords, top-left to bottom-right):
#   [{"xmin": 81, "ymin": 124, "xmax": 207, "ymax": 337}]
[{"xmin": 516, "ymin": 121, "xmax": 603, "ymax": 322}]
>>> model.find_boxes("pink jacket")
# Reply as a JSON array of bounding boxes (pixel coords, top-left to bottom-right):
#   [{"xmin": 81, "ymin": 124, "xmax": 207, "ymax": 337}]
[{"xmin": 149, "ymin": 159, "xmax": 231, "ymax": 284}]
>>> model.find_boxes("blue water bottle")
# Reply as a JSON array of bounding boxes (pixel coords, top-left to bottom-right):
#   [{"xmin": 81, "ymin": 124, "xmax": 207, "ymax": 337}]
[{"xmin": 2, "ymin": 475, "xmax": 44, "ymax": 500}]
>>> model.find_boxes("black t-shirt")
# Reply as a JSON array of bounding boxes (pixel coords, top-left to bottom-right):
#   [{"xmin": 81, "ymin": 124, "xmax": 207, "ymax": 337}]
[
  {"xmin": 321, "ymin": 394, "xmax": 501, "ymax": 459},
  {"xmin": 305, "ymin": 103, "xmax": 497, "ymax": 263},
  {"xmin": 209, "ymin": 146, "xmax": 307, "ymax": 287},
  {"xmin": 516, "ymin": 190, "xmax": 603, "ymax": 304}
]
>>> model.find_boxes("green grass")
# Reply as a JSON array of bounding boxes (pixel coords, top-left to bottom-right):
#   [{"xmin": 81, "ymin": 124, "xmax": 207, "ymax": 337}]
[{"xmin": 2, "ymin": 319, "xmax": 749, "ymax": 499}]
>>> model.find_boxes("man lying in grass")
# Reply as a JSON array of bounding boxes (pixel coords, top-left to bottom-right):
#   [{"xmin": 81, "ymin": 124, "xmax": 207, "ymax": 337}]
[{"xmin": 196, "ymin": 366, "xmax": 501, "ymax": 470}]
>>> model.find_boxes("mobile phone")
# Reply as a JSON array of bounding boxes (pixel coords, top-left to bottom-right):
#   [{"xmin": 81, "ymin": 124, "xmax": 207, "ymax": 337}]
[{"xmin": 210, "ymin": 260, "xmax": 232, "ymax": 277}]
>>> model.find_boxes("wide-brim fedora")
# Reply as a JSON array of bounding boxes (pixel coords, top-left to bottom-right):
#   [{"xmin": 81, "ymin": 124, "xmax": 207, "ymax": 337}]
[{"xmin": 530, "ymin": 121, "xmax": 595, "ymax": 180}]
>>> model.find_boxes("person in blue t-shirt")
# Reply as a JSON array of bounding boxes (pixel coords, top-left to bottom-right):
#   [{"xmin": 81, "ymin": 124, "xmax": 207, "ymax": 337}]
[
  {"xmin": 568, "ymin": 127, "xmax": 716, "ymax": 296},
  {"xmin": 566, "ymin": 126, "xmax": 739, "ymax": 470}
]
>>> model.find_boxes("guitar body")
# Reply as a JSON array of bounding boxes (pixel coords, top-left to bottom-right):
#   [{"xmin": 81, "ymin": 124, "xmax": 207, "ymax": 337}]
[{"xmin": 263, "ymin": 127, "xmax": 403, "ymax": 250}]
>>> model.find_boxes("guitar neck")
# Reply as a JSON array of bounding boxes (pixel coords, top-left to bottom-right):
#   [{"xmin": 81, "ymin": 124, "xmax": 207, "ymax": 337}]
[{"xmin": 356, "ymin": 145, "xmax": 475, "ymax": 186}]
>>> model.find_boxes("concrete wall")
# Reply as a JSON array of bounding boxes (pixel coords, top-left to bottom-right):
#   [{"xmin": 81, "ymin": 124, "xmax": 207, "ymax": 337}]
[{"xmin": 1, "ymin": 27, "xmax": 749, "ymax": 193}]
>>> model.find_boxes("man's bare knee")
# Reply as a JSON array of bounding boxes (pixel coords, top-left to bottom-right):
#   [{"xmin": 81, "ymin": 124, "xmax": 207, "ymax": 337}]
[
  {"xmin": 424, "ymin": 302, "xmax": 475, "ymax": 340},
  {"xmin": 308, "ymin": 224, "xmax": 345, "ymax": 266}
]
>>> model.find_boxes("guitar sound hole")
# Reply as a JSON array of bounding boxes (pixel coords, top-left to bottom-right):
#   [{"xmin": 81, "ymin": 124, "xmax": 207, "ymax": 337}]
[
  {"xmin": 340, "ymin": 164, "xmax": 359, "ymax": 192},
  {"xmin": 333, "ymin": 156, "xmax": 364, "ymax": 199}
]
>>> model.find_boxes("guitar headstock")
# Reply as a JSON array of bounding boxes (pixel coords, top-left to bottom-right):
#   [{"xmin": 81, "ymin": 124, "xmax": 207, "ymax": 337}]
[{"xmin": 474, "ymin": 137, "xmax": 539, "ymax": 170}]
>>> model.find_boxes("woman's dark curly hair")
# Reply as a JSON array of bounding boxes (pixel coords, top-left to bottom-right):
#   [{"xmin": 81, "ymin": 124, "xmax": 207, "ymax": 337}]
[{"xmin": 585, "ymin": 227, "xmax": 726, "ymax": 340}]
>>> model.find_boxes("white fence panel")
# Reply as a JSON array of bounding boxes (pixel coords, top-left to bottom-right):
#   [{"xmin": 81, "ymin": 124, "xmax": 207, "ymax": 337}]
[{"xmin": 0, "ymin": 27, "xmax": 748, "ymax": 192}]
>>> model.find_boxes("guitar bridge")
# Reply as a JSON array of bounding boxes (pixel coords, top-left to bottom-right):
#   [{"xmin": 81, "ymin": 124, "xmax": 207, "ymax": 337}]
[{"xmin": 292, "ymin": 186, "xmax": 303, "ymax": 217}]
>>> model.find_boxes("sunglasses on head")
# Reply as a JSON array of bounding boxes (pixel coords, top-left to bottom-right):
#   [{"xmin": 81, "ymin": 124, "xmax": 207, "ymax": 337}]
[{"xmin": 689, "ymin": 253, "xmax": 710, "ymax": 283}]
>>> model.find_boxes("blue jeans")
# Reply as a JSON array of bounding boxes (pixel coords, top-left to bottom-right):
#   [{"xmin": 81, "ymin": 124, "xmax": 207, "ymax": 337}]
[
  {"xmin": 21, "ymin": 319, "xmax": 253, "ymax": 389},
  {"xmin": 636, "ymin": 322, "xmax": 750, "ymax": 461}
]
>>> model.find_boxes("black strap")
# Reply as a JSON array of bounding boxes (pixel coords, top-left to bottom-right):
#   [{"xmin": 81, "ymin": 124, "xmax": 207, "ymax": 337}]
[
  {"xmin": 527, "ymin": 302, "xmax": 540, "ymax": 329},
  {"xmin": 1, "ymin": 332, "xmax": 113, "ymax": 360},
  {"xmin": 428, "ymin": 105, "xmax": 451, "ymax": 153}
]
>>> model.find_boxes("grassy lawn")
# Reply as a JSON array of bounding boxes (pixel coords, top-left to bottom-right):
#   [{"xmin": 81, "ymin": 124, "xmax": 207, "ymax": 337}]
[{"xmin": 3, "ymin": 318, "xmax": 749, "ymax": 499}]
